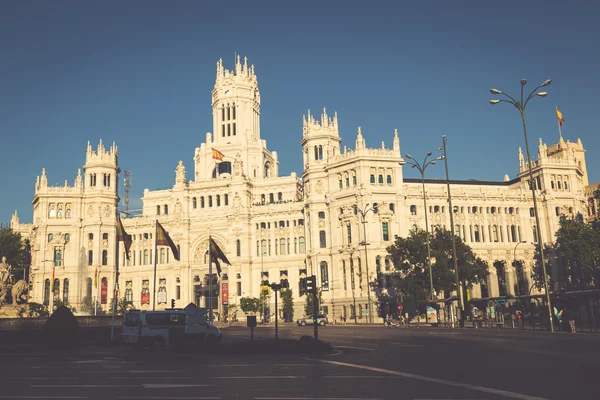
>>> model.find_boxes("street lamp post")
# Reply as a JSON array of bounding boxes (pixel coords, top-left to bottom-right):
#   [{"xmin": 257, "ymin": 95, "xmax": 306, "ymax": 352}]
[
  {"xmin": 354, "ymin": 198, "xmax": 379, "ymax": 324},
  {"xmin": 513, "ymin": 240, "xmax": 528, "ymax": 296},
  {"xmin": 404, "ymin": 152, "xmax": 443, "ymax": 301},
  {"xmin": 439, "ymin": 135, "xmax": 464, "ymax": 327},
  {"xmin": 489, "ymin": 78, "xmax": 555, "ymax": 332}
]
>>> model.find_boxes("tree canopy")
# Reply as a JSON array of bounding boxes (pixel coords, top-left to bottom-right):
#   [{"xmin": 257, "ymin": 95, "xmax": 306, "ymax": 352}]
[
  {"xmin": 532, "ymin": 215, "xmax": 600, "ymax": 292},
  {"xmin": 381, "ymin": 227, "xmax": 489, "ymax": 313},
  {"xmin": 0, "ymin": 228, "xmax": 25, "ymax": 268}
]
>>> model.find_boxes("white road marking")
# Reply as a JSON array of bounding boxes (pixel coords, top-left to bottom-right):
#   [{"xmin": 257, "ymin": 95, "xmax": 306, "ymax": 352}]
[
  {"xmin": 0, "ymin": 397, "xmax": 87, "ymax": 399},
  {"xmin": 202, "ymin": 364, "xmax": 255, "ymax": 367},
  {"xmin": 142, "ymin": 384, "xmax": 214, "ymax": 388},
  {"xmin": 127, "ymin": 370, "xmax": 184, "ymax": 373},
  {"xmin": 311, "ymin": 359, "xmax": 548, "ymax": 400},
  {"xmin": 31, "ymin": 384, "xmax": 138, "ymax": 388},
  {"xmin": 387, "ymin": 342, "xmax": 425, "ymax": 347},
  {"xmin": 119, "ymin": 397, "xmax": 220, "ymax": 399},
  {"xmin": 211, "ymin": 376, "xmax": 306, "ymax": 379},
  {"xmin": 109, "ymin": 377, "xmax": 190, "ymax": 380},
  {"xmin": 255, "ymin": 398, "xmax": 383, "ymax": 400},
  {"xmin": 11, "ymin": 377, "xmax": 79, "ymax": 380},
  {"xmin": 322, "ymin": 375, "xmax": 397, "ymax": 379},
  {"xmin": 335, "ymin": 345, "xmax": 375, "ymax": 351}
]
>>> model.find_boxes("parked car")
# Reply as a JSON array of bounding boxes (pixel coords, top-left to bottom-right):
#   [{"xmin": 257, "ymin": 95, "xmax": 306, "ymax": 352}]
[{"xmin": 296, "ymin": 314, "xmax": 328, "ymax": 326}]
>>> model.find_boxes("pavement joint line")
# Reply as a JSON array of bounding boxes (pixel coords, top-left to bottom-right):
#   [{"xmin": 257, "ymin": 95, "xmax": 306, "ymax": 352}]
[
  {"xmin": 254, "ymin": 398, "xmax": 383, "ymax": 400},
  {"xmin": 118, "ymin": 397, "xmax": 220, "ymax": 399},
  {"xmin": 0, "ymin": 397, "xmax": 88, "ymax": 399},
  {"xmin": 142, "ymin": 384, "xmax": 214, "ymax": 388},
  {"xmin": 109, "ymin": 377, "xmax": 191, "ymax": 380},
  {"xmin": 309, "ymin": 359, "xmax": 549, "ymax": 400}
]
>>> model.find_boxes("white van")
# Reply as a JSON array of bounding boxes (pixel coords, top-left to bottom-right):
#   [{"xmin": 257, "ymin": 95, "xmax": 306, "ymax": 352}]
[{"xmin": 122, "ymin": 305, "xmax": 222, "ymax": 350}]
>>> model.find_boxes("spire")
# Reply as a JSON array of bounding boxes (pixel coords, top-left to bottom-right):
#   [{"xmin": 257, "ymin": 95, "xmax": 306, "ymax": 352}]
[
  {"xmin": 393, "ymin": 128, "xmax": 400, "ymax": 153},
  {"xmin": 40, "ymin": 168, "xmax": 48, "ymax": 187},
  {"xmin": 356, "ymin": 127, "xmax": 366, "ymax": 150},
  {"xmin": 75, "ymin": 168, "xmax": 83, "ymax": 188},
  {"xmin": 236, "ymin": 54, "xmax": 241, "ymax": 74},
  {"xmin": 518, "ymin": 147, "xmax": 524, "ymax": 168}
]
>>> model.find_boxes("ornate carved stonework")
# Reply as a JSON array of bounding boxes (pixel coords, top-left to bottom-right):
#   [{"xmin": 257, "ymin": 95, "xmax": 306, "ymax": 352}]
[{"xmin": 87, "ymin": 205, "xmax": 95, "ymax": 217}]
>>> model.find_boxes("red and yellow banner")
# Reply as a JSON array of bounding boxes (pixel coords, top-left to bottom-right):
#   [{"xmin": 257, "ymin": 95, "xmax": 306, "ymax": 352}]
[
  {"xmin": 156, "ymin": 222, "xmax": 180, "ymax": 261},
  {"xmin": 212, "ymin": 148, "xmax": 224, "ymax": 161},
  {"xmin": 556, "ymin": 108, "xmax": 565, "ymax": 126},
  {"xmin": 222, "ymin": 283, "xmax": 229, "ymax": 304}
]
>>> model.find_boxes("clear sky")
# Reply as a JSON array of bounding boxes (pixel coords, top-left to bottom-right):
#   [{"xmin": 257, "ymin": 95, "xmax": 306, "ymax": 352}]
[{"xmin": 1, "ymin": 0, "xmax": 599, "ymax": 224}]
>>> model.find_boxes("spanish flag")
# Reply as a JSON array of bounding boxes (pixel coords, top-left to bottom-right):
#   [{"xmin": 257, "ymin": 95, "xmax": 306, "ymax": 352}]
[
  {"xmin": 556, "ymin": 108, "xmax": 565, "ymax": 126},
  {"xmin": 156, "ymin": 221, "xmax": 180, "ymax": 261},
  {"xmin": 212, "ymin": 148, "xmax": 224, "ymax": 162},
  {"xmin": 116, "ymin": 215, "xmax": 132, "ymax": 260}
]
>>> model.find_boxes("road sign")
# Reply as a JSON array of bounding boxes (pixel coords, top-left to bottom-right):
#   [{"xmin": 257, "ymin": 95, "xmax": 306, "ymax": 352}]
[{"xmin": 397, "ymin": 305, "xmax": 403, "ymax": 311}]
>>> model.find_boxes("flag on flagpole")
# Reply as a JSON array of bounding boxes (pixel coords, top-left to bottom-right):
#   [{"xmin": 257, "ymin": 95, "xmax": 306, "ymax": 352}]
[
  {"xmin": 212, "ymin": 148, "xmax": 224, "ymax": 162},
  {"xmin": 556, "ymin": 108, "xmax": 565, "ymax": 126},
  {"xmin": 209, "ymin": 237, "xmax": 231, "ymax": 276},
  {"xmin": 116, "ymin": 215, "xmax": 132, "ymax": 260},
  {"xmin": 156, "ymin": 221, "xmax": 180, "ymax": 261},
  {"xmin": 94, "ymin": 267, "xmax": 99, "ymax": 288}
]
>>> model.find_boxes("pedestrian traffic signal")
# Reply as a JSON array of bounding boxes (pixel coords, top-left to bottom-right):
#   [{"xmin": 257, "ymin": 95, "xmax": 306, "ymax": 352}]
[
  {"xmin": 306, "ymin": 275, "xmax": 316, "ymax": 294},
  {"xmin": 171, "ymin": 299, "xmax": 175, "ymax": 308},
  {"xmin": 299, "ymin": 277, "xmax": 307, "ymax": 296}
]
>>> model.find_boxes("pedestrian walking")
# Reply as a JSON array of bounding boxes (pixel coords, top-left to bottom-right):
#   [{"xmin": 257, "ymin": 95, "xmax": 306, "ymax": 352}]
[
  {"xmin": 562, "ymin": 307, "xmax": 576, "ymax": 333},
  {"xmin": 515, "ymin": 309, "xmax": 524, "ymax": 331}
]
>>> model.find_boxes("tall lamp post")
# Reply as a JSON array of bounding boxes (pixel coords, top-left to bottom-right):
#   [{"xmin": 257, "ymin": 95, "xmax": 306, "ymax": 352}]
[
  {"xmin": 513, "ymin": 240, "xmax": 528, "ymax": 296},
  {"xmin": 404, "ymin": 152, "xmax": 443, "ymax": 301},
  {"xmin": 354, "ymin": 197, "xmax": 379, "ymax": 324},
  {"xmin": 439, "ymin": 135, "xmax": 463, "ymax": 327},
  {"xmin": 489, "ymin": 78, "xmax": 555, "ymax": 332}
]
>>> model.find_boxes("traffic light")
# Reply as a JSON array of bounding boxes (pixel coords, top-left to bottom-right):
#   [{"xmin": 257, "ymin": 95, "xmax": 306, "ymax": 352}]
[
  {"xmin": 299, "ymin": 277, "xmax": 307, "ymax": 296},
  {"xmin": 171, "ymin": 299, "xmax": 175, "ymax": 308},
  {"xmin": 306, "ymin": 275, "xmax": 316, "ymax": 294}
]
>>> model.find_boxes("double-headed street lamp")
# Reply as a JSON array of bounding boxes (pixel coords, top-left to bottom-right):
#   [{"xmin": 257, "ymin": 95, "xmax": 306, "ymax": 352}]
[
  {"xmin": 404, "ymin": 152, "xmax": 443, "ymax": 301},
  {"xmin": 489, "ymin": 78, "xmax": 554, "ymax": 332},
  {"xmin": 353, "ymin": 197, "xmax": 378, "ymax": 324}
]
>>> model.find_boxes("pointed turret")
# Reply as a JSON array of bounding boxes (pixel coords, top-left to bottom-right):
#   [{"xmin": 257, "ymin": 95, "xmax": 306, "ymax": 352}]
[
  {"xmin": 356, "ymin": 127, "xmax": 366, "ymax": 150},
  {"xmin": 393, "ymin": 128, "xmax": 401, "ymax": 155},
  {"xmin": 518, "ymin": 147, "xmax": 524, "ymax": 168}
]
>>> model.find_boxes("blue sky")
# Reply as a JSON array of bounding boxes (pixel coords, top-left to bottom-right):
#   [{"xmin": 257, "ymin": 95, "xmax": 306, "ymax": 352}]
[{"xmin": 1, "ymin": 0, "xmax": 599, "ymax": 224}]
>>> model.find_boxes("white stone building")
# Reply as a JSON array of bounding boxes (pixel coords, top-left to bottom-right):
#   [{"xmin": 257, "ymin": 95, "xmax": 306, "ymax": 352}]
[{"xmin": 10, "ymin": 56, "xmax": 595, "ymax": 322}]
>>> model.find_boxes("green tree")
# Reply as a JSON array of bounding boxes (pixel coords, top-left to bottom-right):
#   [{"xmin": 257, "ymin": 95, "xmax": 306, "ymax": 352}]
[
  {"xmin": 304, "ymin": 289, "xmax": 323, "ymax": 317},
  {"xmin": 239, "ymin": 296, "xmax": 260, "ymax": 314},
  {"xmin": 532, "ymin": 216, "xmax": 600, "ymax": 292},
  {"xmin": 384, "ymin": 227, "xmax": 489, "ymax": 315},
  {"xmin": 0, "ymin": 228, "xmax": 24, "ymax": 269},
  {"xmin": 110, "ymin": 297, "xmax": 133, "ymax": 315},
  {"xmin": 79, "ymin": 295, "xmax": 105, "ymax": 315},
  {"xmin": 280, "ymin": 288, "xmax": 294, "ymax": 322}
]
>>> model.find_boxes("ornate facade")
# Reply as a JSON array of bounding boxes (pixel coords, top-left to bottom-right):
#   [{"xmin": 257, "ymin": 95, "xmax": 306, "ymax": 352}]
[{"xmin": 11, "ymin": 56, "xmax": 596, "ymax": 321}]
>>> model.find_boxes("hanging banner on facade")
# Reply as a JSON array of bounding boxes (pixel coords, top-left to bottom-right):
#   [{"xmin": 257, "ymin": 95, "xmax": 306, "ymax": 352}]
[
  {"xmin": 100, "ymin": 278, "xmax": 108, "ymax": 305},
  {"xmin": 222, "ymin": 283, "xmax": 229, "ymax": 304}
]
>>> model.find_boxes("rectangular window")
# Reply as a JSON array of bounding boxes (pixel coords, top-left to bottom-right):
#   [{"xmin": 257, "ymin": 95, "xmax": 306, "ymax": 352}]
[
  {"xmin": 227, "ymin": 124, "xmax": 231, "ymax": 136},
  {"xmin": 382, "ymin": 222, "xmax": 390, "ymax": 241},
  {"xmin": 54, "ymin": 249, "xmax": 62, "ymax": 267},
  {"xmin": 353, "ymin": 176, "xmax": 357, "ymax": 185},
  {"xmin": 233, "ymin": 123, "xmax": 236, "ymax": 136},
  {"xmin": 319, "ymin": 230, "xmax": 327, "ymax": 248},
  {"xmin": 222, "ymin": 124, "xmax": 225, "ymax": 137},
  {"xmin": 346, "ymin": 225, "xmax": 352, "ymax": 244},
  {"xmin": 237, "ymin": 281, "xmax": 242, "ymax": 296},
  {"xmin": 176, "ymin": 286, "xmax": 181, "ymax": 300},
  {"xmin": 342, "ymin": 260, "xmax": 347, "ymax": 290}
]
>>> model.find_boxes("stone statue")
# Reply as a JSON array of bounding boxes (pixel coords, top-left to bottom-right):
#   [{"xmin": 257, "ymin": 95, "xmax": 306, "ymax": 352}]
[
  {"xmin": 0, "ymin": 256, "xmax": 12, "ymax": 286},
  {"xmin": 11, "ymin": 280, "xmax": 28, "ymax": 305}
]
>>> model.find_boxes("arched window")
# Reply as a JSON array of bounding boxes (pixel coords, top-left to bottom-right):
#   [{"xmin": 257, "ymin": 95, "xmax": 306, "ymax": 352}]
[
  {"xmin": 555, "ymin": 206, "xmax": 560, "ymax": 216},
  {"xmin": 208, "ymin": 196, "xmax": 213, "ymax": 207},
  {"xmin": 64, "ymin": 233, "xmax": 70, "ymax": 243},
  {"xmin": 299, "ymin": 237, "xmax": 306, "ymax": 253},
  {"xmin": 216, "ymin": 195, "xmax": 221, "ymax": 207},
  {"xmin": 318, "ymin": 145, "xmax": 323, "ymax": 160},
  {"xmin": 389, "ymin": 203, "xmax": 395, "ymax": 213},
  {"xmin": 278, "ymin": 192, "xmax": 283, "ymax": 201},
  {"xmin": 193, "ymin": 197, "xmax": 197, "ymax": 209},
  {"xmin": 236, "ymin": 239, "xmax": 241, "ymax": 257},
  {"xmin": 101, "ymin": 250, "xmax": 108, "ymax": 265},
  {"xmin": 63, "ymin": 279, "xmax": 69, "ymax": 304},
  {"xmin": 225, "ymin": 194, "xmax": 229, "ymax": 206},
  {"xmin": 370, "ymin": 174, "xmax": 375, "ymax": 184},
  {"xmin": 269, "ymin": 193, "xmax": 274, "ymax": 203},
  {"xmin": 53, "ymin": 278, "xmax": 60, "ymax": 299},
  {"xmin": 314, "ymin": 146, "xmax": 319, "ymax": 161},
  {"xmin": 48, "ymin": 233, "xmax": 54, "ymax": 243},
  {"xmin": 101, "ymin": 278, "xmax": 108, "ymax": 304},
  {"xmin": 156, "ymin": 205, "xmax": 161, "ymax": 215},
  {"xmin": 65, "ymin": 209, "xmax": 71, "ymax": 217},
  {"xmin": 57, "ymin": 208, "xmax": 64, "ymax": 217},
  {"xmin": 261, "ymin": 194, "xmax": 266, "ymax": 204},
  {"xmin": 410, "ymin": 205, "xmax": 417, "ymax": 215},
  {"xmin": 386, "ymin": 175, "xmax": 392, "ymax": 184},
  {"xmin": 320, "ymin": 261, "xmax": 329, "ymax": 290},
  {"xmin": 49, "ymin": 208, "xmax": 56, "ymax": 218},
  {"xmin": 44, "ymin": 279, "xmax": 50, "ymax": 306},
  {"xmin": 378, "ymin": 175, "xmax": 383, "ymax": 184},
  {"xmin": 164, "ymin": 205, "xmax": 169, "ymax": 215}
]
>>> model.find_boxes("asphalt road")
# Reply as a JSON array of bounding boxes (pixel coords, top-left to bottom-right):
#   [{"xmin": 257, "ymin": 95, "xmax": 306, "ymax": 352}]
[{"xmin": 2, "ymin": 324, "xmax": 598, "ymax": 400}]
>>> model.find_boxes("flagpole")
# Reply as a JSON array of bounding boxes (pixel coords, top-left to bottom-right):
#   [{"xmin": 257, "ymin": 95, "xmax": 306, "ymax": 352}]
[
  {"xmin": 556, "ymin": 105, "xmax": 563, "ymax": 139},
  {"xmin": 208, "ymin": 236, "xmax": 213, "ymax": 323},
  {"xmin": 153, "ymin": 220, "xmax": 158, "ymax": 311},
  {"xmin": 110, "ymin": 215, "xmax": 120, "ymax": 342}
]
